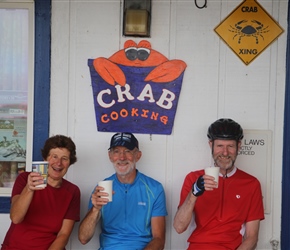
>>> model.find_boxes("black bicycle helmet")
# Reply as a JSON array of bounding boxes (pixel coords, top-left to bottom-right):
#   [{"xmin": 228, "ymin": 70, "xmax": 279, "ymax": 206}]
[{"xmin": 207, "ymin": 118, "xmax": 244, "ymax": 141}]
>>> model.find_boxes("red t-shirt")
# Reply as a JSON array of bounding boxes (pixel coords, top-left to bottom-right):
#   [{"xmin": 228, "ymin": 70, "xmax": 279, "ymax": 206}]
[
  {"xmin": 178, "ymin": 168, "xmax": 265, "ymax": 250},
  {"xmin": 1, "ymin": 172, "xmax": 80, "ymax": 250}
]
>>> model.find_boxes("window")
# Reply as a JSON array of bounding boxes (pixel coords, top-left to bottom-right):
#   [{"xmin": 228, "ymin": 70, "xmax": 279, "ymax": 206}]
[{"xmin": 0, "ymin": 1, "xmax": 34, "ymax": 194}]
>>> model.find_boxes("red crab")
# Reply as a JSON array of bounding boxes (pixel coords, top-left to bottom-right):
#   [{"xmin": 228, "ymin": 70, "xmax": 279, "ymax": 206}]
[{"xmin": 93, "ymin": 40, "xmax": 187, "ymax": 86}]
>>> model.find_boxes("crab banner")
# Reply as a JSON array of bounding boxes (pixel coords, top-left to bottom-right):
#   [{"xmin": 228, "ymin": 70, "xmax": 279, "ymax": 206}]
[{"xmin": 88, "ymin": 40, "xmax": 187, "ymax": 135}]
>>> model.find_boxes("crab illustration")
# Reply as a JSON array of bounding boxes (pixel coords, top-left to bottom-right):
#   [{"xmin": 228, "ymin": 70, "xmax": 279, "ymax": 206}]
[
  {"xmin": 93, "ymin": 40, "xmax": 187, "ymax": 86},
  {"xmin": 228, "ymin": 20, "xmax": 269, "ymax": 44}
]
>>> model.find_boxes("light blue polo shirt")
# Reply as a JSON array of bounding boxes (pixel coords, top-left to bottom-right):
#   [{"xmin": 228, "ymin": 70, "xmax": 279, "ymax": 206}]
[{"xmin": 88, "ymin": 170, "xmax": 167, "ymax": 250}]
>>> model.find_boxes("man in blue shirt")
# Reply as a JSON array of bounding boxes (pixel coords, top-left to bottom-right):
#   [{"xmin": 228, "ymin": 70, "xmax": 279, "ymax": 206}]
[{"xmin": 78, "ymin": 132, "xmax": 167, "ymax": 250}]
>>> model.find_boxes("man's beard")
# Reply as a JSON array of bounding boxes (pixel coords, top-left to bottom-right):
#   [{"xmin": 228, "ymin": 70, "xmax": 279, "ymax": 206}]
[
  {"xmin": 214, "ymin": 156, "xmax": 236, "ymax": 170},
  {"xmin": 114, "ymin": 161, "xmax": 135, "ymax": 176}
]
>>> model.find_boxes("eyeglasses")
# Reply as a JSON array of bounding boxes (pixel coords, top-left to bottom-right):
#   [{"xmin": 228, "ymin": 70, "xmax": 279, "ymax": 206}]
[{"xmin": 110, "ymin": 148, "xmax": 138, "ymax": 156}]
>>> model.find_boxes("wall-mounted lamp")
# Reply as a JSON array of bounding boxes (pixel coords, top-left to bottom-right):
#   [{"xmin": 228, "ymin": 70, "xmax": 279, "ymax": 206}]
[{"xmin": 123, "ymin": 0, "xmax": 151, "ymax": 37}]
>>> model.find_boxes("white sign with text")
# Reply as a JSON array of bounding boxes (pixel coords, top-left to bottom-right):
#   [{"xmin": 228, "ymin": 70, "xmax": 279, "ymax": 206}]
[{"xmin": 236, "ymin": 130, "xmax": 272, "ymax": 214}]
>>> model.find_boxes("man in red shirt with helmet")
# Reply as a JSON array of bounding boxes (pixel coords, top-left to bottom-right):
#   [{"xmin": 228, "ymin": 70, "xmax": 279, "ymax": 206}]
[{"xmin": 173, "ymin": 118, "xmax": 264, "ymax": 250}]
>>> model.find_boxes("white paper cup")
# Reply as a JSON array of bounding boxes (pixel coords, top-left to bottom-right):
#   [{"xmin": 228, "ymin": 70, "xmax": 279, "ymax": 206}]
[
  {"xmin": 205, "ymin": 167, "xmax": 220, "ymax": 187},
  {"xmin": 98, "ymin": 180, "xmax": 113, "ymax": 202},
  {"xmin": 32, "ymin": 161, "xmax": 48, "ymax": 188}
]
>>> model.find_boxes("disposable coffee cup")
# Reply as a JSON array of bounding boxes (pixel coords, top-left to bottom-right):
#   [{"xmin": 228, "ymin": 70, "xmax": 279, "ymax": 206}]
[
  {"xmin": 32, "ymin": 161, "xmax": 48, "ymax": 188},
  {"xmin": 205, "ymin": 167, "xmax": 220, "ymax": 188},
  {"xmin": 98, "ymin": 180, "xmax": 113, "ymax": 202}
]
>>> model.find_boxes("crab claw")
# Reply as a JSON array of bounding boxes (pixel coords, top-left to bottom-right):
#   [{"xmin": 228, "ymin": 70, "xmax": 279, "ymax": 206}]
[
  {"xmin": 93, "ymin": 57, "xmax": 126, "ymax": 86},
  {"xmin": 145, "ymin": 60, "xmax": 187, "ymax": 83}
]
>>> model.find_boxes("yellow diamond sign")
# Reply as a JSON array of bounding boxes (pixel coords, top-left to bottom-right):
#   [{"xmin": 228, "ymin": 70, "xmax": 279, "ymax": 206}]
[{"xmin": 214, "ymin": 0, "xmax": 284, "ymax": 65}]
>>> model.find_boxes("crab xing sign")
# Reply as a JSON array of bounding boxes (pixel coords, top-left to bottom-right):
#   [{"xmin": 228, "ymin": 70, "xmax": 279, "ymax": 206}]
[
  {"xmin": 88, "ymin": 40, "xmax": 187, "ymax": 135},
  {"xmin": 214, "ymin": 0, "xmax": 284, "ymax": 65}
]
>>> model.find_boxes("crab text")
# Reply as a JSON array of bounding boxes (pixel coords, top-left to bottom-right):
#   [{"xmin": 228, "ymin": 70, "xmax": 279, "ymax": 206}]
[
  {"xmin": 97, "ymin": 83, "xmax": 176, "ymax": 110},
  {"xmin": 241, "ymin": 6, "xmax": 258, "ymax": 12}
]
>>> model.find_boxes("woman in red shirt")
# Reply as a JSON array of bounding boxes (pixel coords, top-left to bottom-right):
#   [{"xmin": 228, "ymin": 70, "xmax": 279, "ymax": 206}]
[{"xmin": 1, "ymin": 135, "xmax": 80, "ymax": 250}]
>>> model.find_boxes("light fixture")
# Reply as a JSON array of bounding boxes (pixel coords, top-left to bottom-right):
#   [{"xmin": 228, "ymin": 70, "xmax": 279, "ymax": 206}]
[{"xmin": 123, "ymin": 0, "xmax": 151, "ymax": 37}]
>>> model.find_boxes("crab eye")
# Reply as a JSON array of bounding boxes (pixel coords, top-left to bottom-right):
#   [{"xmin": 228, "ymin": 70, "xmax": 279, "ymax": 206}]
[
  {"xmin": 137, "ymin": 48, "xmax": 150, "ymax": 61},
  {"xmin": 125, "ymin": 47, "xmax": 138, "ymax": 61}
]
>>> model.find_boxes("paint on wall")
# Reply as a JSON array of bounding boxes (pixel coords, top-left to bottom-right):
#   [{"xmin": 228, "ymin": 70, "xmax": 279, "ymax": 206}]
[
  {"xmin": 88, "ymin": 40, "xmax": 187, "ymax": 135},
  {"xmin": 0, "ymin": 197, "xmax": 10, "ymax": 213}
]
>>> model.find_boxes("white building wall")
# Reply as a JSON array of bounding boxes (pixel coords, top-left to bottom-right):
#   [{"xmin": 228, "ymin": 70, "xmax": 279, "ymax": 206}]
[
  {"xmin": 49, "ymin": 0, "xmax": 289, "ymax": 249},
  {"xmin": 0, "ymin": 0, "xmax": 288, "ymax": 249}
]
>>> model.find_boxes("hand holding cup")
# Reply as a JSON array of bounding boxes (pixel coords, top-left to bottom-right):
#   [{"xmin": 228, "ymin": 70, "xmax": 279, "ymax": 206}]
[
  {"xmin": 204, "ymin": 167, "xmax": 220, "ymax": 189},
  {"xmin": 32, "ymin": 161, "xmax": 48, "ymax": 188},
  {"xmin": 27, "ymin": 172, "xmax": 46, "ymax": 191},
  {"xmin": 98, "ymin": 180, "xmax": 113, "ymax": 202}
]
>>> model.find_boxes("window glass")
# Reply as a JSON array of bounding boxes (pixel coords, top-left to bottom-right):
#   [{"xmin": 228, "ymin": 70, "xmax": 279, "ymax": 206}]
[{"xmin": 0, "ymin": 4, "xmax": 33, "ymax": 191}]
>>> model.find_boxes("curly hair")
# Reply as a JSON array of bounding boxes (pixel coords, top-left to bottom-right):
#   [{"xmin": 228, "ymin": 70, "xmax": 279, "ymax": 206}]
[{"xmin": 41, "ymin": 135, "xmax": 77, "ymax": 165}]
